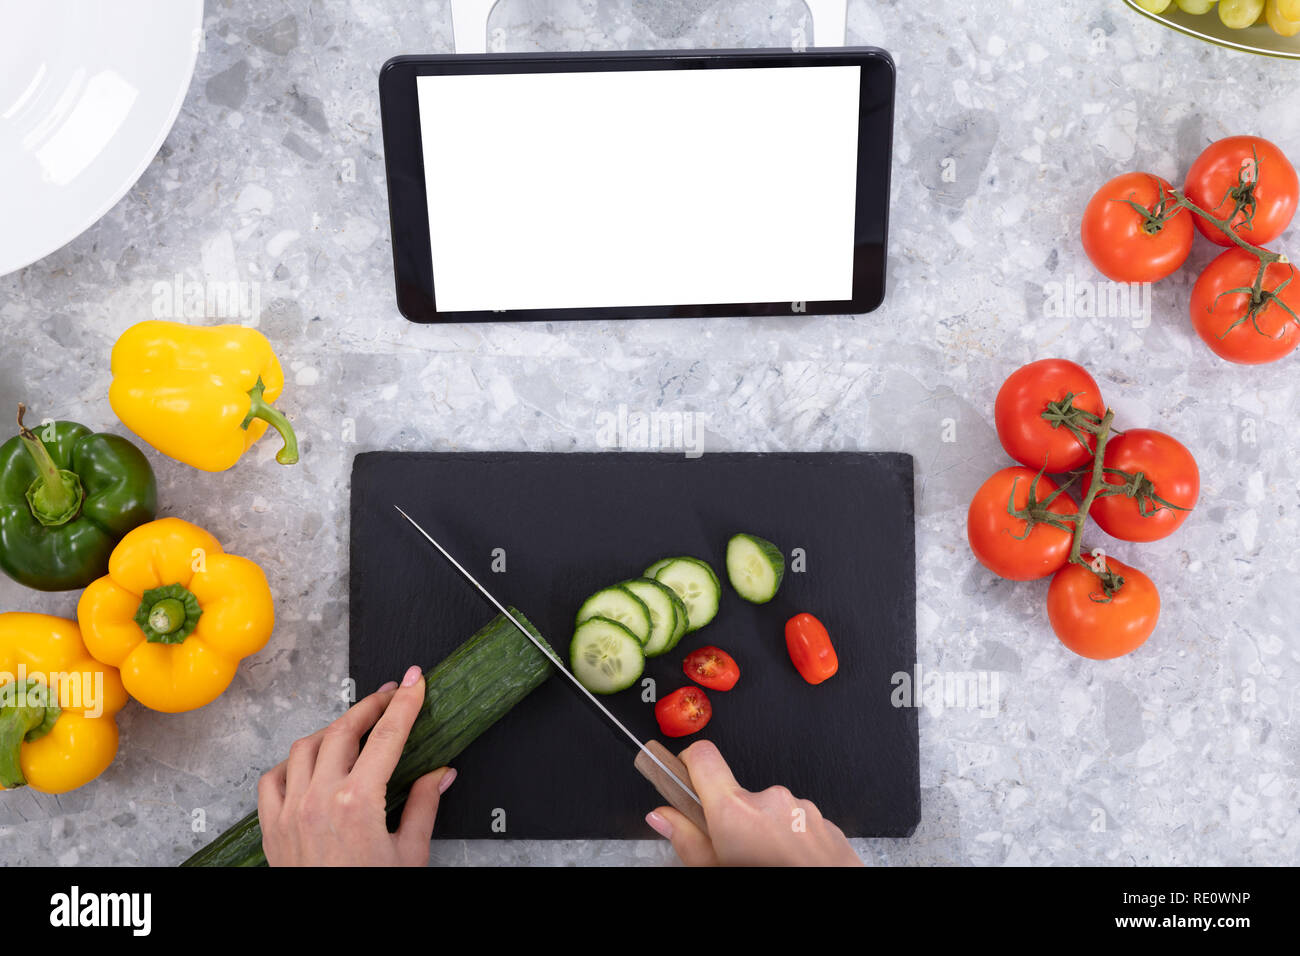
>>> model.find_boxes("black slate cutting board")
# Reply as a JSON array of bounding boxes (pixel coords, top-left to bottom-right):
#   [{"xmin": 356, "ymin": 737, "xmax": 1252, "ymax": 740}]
[{"xmin": 349, "ymin": 452, "xmax": 919, "ymax": 839}]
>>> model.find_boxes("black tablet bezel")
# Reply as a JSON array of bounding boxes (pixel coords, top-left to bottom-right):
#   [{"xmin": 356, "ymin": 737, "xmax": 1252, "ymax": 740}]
[{"xmin": 379, "ymin": 47, "xmax": 894, "ymax": 324}]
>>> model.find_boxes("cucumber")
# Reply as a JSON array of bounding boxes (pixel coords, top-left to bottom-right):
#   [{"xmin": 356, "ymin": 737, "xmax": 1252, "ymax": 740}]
[
  {"xmin": 575, "ymin": 585, "xmax": 652, "ymax": 645},
  {"xmin": 650, "ymin": 557, "xmax": 721, "ymax": 633},
  {"xmin": 643, "ymin": 557, "xmax": 674, "ymax": 579},
  {"xmin": 569, "ymin": 616, "xmax": 645, "ymax": 694},
  {"xmin": 181, "ymin": 609, "xmax": 554, "ymax": 867},
  {"xmin": 726, "ymin": 533, "xmax": 785, "ymax": 604},
  {"xmin": 665, "ymin": 595, "xmax": 690, "ymax": 651},
  {"xmin": 621, "ymin": 577, "xmax": 686, "ymax": 658}
]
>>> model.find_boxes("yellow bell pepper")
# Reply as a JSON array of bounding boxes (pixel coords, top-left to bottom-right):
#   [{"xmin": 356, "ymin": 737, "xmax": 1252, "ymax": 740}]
[
  {"xmin": 109, "ymin": 320, "xmax": 299, "ymax": 473},
  {"xmin": 77, "ymin": 517, "xmax": 275, "ymax": 713},
  {"xmin": 0, "ymin": 613, "xmax": 127, "ymax": 793}
]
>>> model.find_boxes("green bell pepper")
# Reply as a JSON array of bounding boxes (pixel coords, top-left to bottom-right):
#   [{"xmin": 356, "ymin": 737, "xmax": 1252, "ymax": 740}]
[{"xmin": 0, "ymin": 405, "xmax": 158, "ymax": 592}]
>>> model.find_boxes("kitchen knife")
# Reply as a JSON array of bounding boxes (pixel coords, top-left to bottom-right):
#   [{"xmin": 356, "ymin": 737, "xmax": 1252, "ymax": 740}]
[{"xmin": 394, "ymin": 505, "xmax": 709, "ymax": 836}]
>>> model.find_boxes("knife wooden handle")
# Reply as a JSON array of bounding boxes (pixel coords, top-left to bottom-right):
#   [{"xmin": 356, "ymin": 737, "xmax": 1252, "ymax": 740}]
[{"xmin": 635, "ymin": 739, "xmax": 709, "ymax": 836}]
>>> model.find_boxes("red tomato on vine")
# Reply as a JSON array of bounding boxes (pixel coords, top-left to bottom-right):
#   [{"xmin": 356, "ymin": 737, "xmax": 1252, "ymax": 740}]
[
  {"xmin": 1189, "ymin": 247, "xmax": 1300, "ymax": 365},
  {"xmin": 994, "ymin": 359, "xmax": 1106, "ymax": 473},
  {"xmin": 1083, "ymin": 429, "xmax": 1199, "ymax": 543},
  {"xmin": 1183, "ymin": 136, "xmax": 1298, "ymax": 247},
  {"xmin": 1047, "ymin": 554, "xmax": 1159, "ymax": 660},
  {"xmin": 967, "ymin": 467, "xmax": 1077, "ymax": 581},
  {"xmin": 1080, "ymin": 172, "xmax": 1195, "ymax": 283}
]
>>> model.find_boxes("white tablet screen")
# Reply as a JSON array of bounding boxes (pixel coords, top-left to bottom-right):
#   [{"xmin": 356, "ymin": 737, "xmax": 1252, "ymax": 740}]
[{"xmin": 416, "ymin": 65, "xmax": 860, "ymax": 312}]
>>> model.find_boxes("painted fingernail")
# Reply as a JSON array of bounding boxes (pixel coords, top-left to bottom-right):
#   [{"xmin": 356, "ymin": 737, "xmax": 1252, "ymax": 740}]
[
  {"xmin": 646, "ymin": 811, "xmax": 673, "ymax": 839},
  {"xmin": 401, "ymin": 665, "xmax": 422, "ymax": 687},
  {"xmin": 378, "ymin": 681, "xmax": 398, "ymax": 692},
  {"xmin": 438, "ymin": 768, "xmax": 458, "ymax": 794}
]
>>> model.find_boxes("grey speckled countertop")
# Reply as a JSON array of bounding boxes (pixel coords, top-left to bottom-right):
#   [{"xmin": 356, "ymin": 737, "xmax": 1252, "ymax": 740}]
[{"xmin": 2, "ymin": 0, "xmax": 1298, "ymax": 867}]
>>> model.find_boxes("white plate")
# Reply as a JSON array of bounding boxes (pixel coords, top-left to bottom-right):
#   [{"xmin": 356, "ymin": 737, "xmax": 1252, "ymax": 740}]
[{"xmin": 0, "ymin": 0, "xmax": 204, "ymax": 276}]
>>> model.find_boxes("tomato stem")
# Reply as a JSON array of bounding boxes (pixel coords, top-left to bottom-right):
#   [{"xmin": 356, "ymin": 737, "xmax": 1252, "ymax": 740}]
[
  {"xmin": 1038, "ymin": 392, "xmax": 1110, "ymax": 461},
  {"xmin": 1061, "ymin": 409, "xmax": 1127, "ymax": 601},
  {"xmin": 1161, "ymin": 152, "xmax": 1298, "ymax": 337},
  {"xmin": 1008, "ymin": 403, "xmax": 1185, "ymax": 601},
  {"xmin": 1003, "ymin": 466, "xmax": 1077, "ymax": 539},
  {"xmin": 1113, "ymin": 178, "xmax": 1184, "ymax": 235}
]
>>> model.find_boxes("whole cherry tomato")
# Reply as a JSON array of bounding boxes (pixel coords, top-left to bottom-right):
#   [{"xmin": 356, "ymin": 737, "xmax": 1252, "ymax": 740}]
[
  {"xmin": 1080, "ymin": 172, "xmax": 1195, "ymax": 282},
  {"xmin": 1183, "ymin": 136, "xmax": 1298, "ymax": 247},
  {"xmin": 682, "ymin": 645, "xmax": 740, "ymax": 691},
  {"xmin": 995, "ymin": 359, "xmax": 1107, "ymax": 472},
  {"xmin": 1047, "ymin": 554, "xmax": 1159, "ymax": 660},
  {"xmin": 654, "ymin": 686, "xmax": 712, "ymax": 738},
  {"xmin": 967, "ymin": 467, "xmax": 1077, "ymax": 580},
  {"xmin": 1189, "ymin": 247, "xmax": 1300, "ymax": 365},
  {"xmin": 1083, "ymin": 429, "xmax": 1199, "ymax": 543},
  {"xmin": 784, "ymin": 613, "xmax": 838, "ymax": 685}
]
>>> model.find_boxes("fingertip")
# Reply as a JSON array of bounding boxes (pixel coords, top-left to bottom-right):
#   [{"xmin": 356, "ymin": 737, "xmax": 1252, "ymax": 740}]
[
  {"xmin": 679, "ymin": 738, "xmax": 728, "ymax": 778},
  {"xmin": 646, "ymin": 809, "xmax": 673, "ymax": 839},
  {"xmin": 437, "ymin": 767, "xmax": 457, "ymax": 794},
  {"xmin": 397, "ymin": 768, "xmax": 448, "ymax": 854},
  {"xmin": 681, "ymin": 737, "xmax": 717, "ymax": 756},
  {"xmin": 654, "ymin": 805, "xmax": 717, "ymax": 866},
  {"xmin": 679, "ymin": 738, "xmax": 721, "ymax": 766},
  {"xmin": 400, "ymin": 665, "xmax": 423, "ymax": 688},
  {"xmin": 406, "ymin": 767, "xmax": 452, "ymax": 803}
]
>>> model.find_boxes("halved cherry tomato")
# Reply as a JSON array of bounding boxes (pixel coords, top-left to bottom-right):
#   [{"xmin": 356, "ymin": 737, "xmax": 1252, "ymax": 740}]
[
  {"xmin": 1189, "ymin": 247, "xmax": 1300, "ymax": 365},
  {"xmin": 967, "ymin": 467, "xmax": 1077, "ymax": 580},
  {"xmin": 995, "ymin": 359, "xmax": 1107, "ymax": 472},
  {"xmin": 654, "ymin": 686, "xmax": 712, "ymax": 737},
  {"xmin": 1083, "ymin": 429, "xmax": 1199, "ymax": 542},
  {"xmin": 784, "ymin": 613, "xmax": 838, "ymax": 685},
  {"xmin": 682, "ymin": 645, "xmax": 740, "ymax": 691},
  {"xmin": 1080, "ymin": 172, "xmax": 1194, "ymax": 282},
  {"xmin": 1183, "ymin": 136, "xmax": 1298, "ymax": 247},
  {"xmin": 1047, "ymin": 554, "xmax": 1159, "ymax": 660}
]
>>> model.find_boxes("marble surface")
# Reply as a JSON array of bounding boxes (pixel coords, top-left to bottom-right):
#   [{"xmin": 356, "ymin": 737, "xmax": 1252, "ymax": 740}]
[{"xmin": 2, "ymin": 0, "xmax": 1298, "ymax": 867}]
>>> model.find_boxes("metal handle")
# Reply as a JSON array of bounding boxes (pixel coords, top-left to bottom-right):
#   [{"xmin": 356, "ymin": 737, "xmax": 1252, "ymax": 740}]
[
  {"xmin": 450, "ymin": 0, "xmax": 847, "ymax": 54},
  {"xmin": 635, "ymin": 739, "xmax": 709, "ymax": 836}
]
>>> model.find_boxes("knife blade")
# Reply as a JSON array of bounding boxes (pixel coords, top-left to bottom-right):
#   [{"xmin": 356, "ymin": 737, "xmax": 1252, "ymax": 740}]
[{"xmin": 394, "ymin": 505, "xmax": 708, "ymax": 834}]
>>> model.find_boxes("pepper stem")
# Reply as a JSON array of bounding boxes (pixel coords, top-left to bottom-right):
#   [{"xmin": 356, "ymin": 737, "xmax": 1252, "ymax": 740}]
[
  {"xmin": 0, "ymin": 680, "xmax": 61, "ymax": 789},
  {"xmin": 148, "ymin": 598, "xmax": 188, "ymax": 635},
  {"xmin": 135, "ymin": 584, "xmax": 203, "ymax": 645},
  {"xmin": 241, "ymin": 378, "xmax": 299, "ymax": 466},
  {"xmin": 16, "ymin": 404, "xmax": 83, "ymax": 527}
]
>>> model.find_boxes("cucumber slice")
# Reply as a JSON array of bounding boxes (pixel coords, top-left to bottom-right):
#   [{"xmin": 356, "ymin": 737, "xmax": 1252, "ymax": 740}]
[
  {"xmin": 651, "ymin": 557, "xmax": 721, "ymax": 633},
  {"xmin": 726, "ymin": 533, "xmax": 785, "ymax": 604},
  {"xmin": 576, "ymin": 585, "xmax": 652, "ymax": 644},
  {"xmin": 643, "ymin": 557, "xmax": 674, "ymax": 578},
  {"xmin": 569, "ymin": 616, "xmax": 646, "ymax": 694},
  {"xmin": 665, "ymin": 592, "xmax": 690, "ymax": 651},
  {"xmin": 622, "ymin": 577, "xmax": 687, "ymax": 658}
]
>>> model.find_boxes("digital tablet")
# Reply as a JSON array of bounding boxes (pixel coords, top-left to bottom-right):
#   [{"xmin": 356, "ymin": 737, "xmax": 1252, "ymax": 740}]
[{"xmin": 379, "ymin": 47, "xmax": 894, "ymax": 324}]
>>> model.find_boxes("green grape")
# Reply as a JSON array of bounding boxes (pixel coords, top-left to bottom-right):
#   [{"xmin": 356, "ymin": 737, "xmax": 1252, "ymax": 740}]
[
  {"xmin": 1268, "ymin": 0, "xmax": 1300, "ymax": 34},
  {"xmin": 1219, "ymin": 0, "xmax": 1264, "ymax": 26},
  {"xmin": 1136, "ymin": 0, "xmax": 1174, "ymax": 11},
  {"xmin": 1175, "ymin": 0, "xmax": 1216, "ymax": 14}
]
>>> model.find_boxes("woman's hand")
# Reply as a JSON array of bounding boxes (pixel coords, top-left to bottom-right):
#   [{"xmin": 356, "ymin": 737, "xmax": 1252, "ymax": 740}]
[
  {"xmin": 645, "ymin": 740, "xmax": 863, "ymax": 866},
  {"xmin": 257, "ymin": 665, "xmax": 454, "ymax": 866}
]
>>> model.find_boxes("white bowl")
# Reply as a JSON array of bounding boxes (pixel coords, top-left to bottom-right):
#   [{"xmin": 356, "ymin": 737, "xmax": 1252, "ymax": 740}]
[{"xmin": 0, "ymin": 0, "xmax": 204, "ymax": 276}]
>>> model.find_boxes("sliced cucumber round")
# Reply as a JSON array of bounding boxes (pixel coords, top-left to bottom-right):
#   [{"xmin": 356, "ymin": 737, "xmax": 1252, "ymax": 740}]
[
  {"xmin": 665, "ymin": 591, "xmax": 690, "ymax": 651},
  {"xmin": 621, "ymin": 577, "xmax": 687, "ymax": 658},
  {"xmin": 643, "ymin": 557, "xmax": 674, "ymax": 579},
  {"xmin": 575, "ymin": 585, "xmax": 652, "ymax": 644},
  {"xmin": 651, "ymin": 557, "xmax": 721, "ymax": 634},
  {"xmin": 726, "ymin": 533, "xmax": 785, "ymax": 604},
  {"xmin": 569, "ymin": 616, "xmax": 646, "ymax": 694}
]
